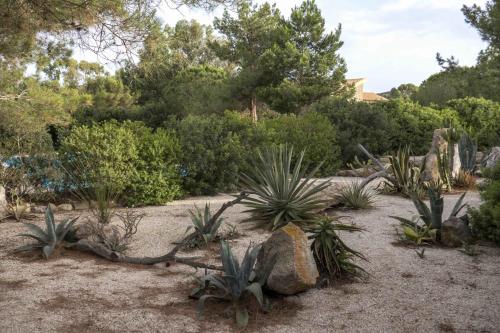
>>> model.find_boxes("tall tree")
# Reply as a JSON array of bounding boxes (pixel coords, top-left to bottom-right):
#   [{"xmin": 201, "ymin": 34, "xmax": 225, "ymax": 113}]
[
  {"xmin": 260, "ymin": 0, "xmax": 348, "ymax": 113},
  {"xmin": 211, "ymin": 1, "xmax": 285, "ymax": 122}
]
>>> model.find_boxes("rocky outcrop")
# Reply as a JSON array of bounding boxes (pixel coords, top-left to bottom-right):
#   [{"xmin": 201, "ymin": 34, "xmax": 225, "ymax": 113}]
[
  {"xmin": 257, "ymin": 223, "xmax": 318, "ymax": 295},
  {"xmin": 483, "ymin": 147, "xmax": 500, "ymax": 169},
  {"xmin": 422, "ymin": 128, "xmax": 461, "ymax": 182},
  {"xmin": 441, "ymin": 216, "xmax": 473, "ymax": 247}
]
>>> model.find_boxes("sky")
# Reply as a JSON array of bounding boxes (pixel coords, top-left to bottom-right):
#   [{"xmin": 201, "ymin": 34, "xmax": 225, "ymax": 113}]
[{"xmin": 154, "ymin": 0, "xmax": 488, "ymax": 93}]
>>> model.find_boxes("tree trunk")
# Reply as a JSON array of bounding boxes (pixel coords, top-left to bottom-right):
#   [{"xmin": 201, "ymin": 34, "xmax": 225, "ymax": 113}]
[{"xmin": 250, "ymin": 93, "xmax": 258, "ymax": 123}]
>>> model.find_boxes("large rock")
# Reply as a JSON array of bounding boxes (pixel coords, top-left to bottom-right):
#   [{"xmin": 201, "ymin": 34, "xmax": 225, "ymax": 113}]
[
  {"xmin": 422, "ymin": 128, "xmax": 461, "ymax": 182},
  {"xmin": 441, "ymin": 216, "xmax": 473, "ymax": 247},
  {"xmin": 0, "ymin": 185, "xmax": 6, "ymax": 208},
  {"xmin": 257, "ymin": 223, "xmax": 318, "ymax": 295},
  {"xmin": 483, "ymin": 147, "xmax": 500, "ymax": 169}
]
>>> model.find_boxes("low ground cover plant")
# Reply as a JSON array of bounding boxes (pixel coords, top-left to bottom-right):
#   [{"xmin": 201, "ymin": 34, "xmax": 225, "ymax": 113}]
[{"xmin": 335, "ymin": 181, "xmax": 376, "ymax": 210}]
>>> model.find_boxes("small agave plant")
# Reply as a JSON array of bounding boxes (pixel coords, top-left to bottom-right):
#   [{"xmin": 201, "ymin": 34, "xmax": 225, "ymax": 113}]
[
  {"xmin": 195, "ymin": 241, "xmax": 275, "ymax": 328},
  {"xmin": 16, "ymin": 206, "xmax": 78, "ymax": 259},
  {"xmin": 187, "ymin": 203, "xmax": 224, "ymax": 246},
  {"xmin": 390, "ymin": 186, "xmax": 467, "ymax": 243}
]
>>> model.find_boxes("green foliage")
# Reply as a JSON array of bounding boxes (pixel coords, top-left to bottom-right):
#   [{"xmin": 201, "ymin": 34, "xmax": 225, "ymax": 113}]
[
  {"xmin": 384, "ymin": 147, "xmax": 424, "ymax": 198},
  {"xmin": 195, "ymin": 241, "xmax": 274, "ymax": 328},
  {"xmin": 60, "ymin": 121, "xmax": 181, "ymax": 206},
  {"xmin": 335, "ymin": 182, "xmax": 376, "ymax": 210},
  {"xmin": 259, "ymin": 0, "xmax": 349, "ymax": 113},
  {"xmin": 390, "ymin": 188, "xmax": 467, "ymax": 243},
  {"xmin": 170, "ymin": 113, "xmax": 253, "ymax": 195},
  {"xmin": 383, "ymin": 83, "xmax": 419, "ymax": 100},
  {"xmin": 446, "ymin": 97, "xmax": 500, "ymax": 150},
  {"xmin": 263, "ymin": 112, "xmax": 341, "ymax": 176},
  {"xmin": 313, "ymin": 98, "xmax": 459, "ymax": 164},
  {"xmin": 469, "ymin": 163, "xmax": 500, "ymax": 244},
  {"xmin": 306, "ymin": 216, "xmax": 366, "ymax": 280},
  {"xmin": 187, "ymin": 204, "xmax": 224, "ymax": 247},
  {"xmin": 16, "ymin": 207, "xmax": 77, "ymax": 259},
  {"xmin": 458, "ymin": 133, "xmax": 478, "ymax": 173},
  {"xmin": 240, "ymin": 145, "xmax": 329, "ymax": 230}
]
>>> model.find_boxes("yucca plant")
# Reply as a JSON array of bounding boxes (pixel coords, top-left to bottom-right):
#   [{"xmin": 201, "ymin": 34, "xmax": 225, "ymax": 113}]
[
  {"xmin": 195, "ymin": 241, "xmax": 275, "ymax": 328},
  {"xmin": 383, "ymin": 147, "xmax": 424, "ymax": 198},
  {"xmin": 240, "ymin": 145, "xmax": 330, "ymax": 230},
  {"xmin": 306, "ymin": 216, "xmax": 367, "ymax": 280},
  {"xmin": 16, "ymin": 206, "xmax": 78, "ymax": 259},
  {"xmin": 390, "ymin": 187, "xmax": 467, "ymax": 243},
  {"xmin": 335, "ymin": 182, "xmax": 376, "ymax": 209},
  {"xmin": 186, "ymin": 203, "xmax": 224, "ymax": 247}
]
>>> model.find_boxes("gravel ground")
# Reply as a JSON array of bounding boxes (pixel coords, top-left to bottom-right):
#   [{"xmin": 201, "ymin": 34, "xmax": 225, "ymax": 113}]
[{"xmin": 1, "ymin": 179, "xmax": 499, "ymax": 333}]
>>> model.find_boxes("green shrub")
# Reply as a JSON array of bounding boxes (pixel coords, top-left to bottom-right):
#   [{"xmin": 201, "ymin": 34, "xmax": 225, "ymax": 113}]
[
  {"xmin": 60, "ymin": 121, "xmax": 181, "ymax": 206},
  {"xmin": 445, "ymin": 97, "xmax": 500, "ymax": 150},
  {"xmin": 263, "ymin": 112, "xmax": 341, "ymax": 176},
  {"xmin": 469, "ymin": 164, "xmax": 500, "ymax": 245},
  {"xmin": 169, "ymin": 113, "xmax": 250, "ymax": 195},
  {"xmin": 313, "ymin": 98, "xmax": 460, "ymax": 164}
]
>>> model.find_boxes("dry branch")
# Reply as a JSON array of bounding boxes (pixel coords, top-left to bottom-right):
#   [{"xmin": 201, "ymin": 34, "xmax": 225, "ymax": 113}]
[{"xmin": 67, "ymin": 192, "xmax": 249, "ymax": 271}]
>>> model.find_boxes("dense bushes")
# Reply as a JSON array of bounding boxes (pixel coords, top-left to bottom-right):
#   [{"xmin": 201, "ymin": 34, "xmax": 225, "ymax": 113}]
[
  {"xmin": 60, "ymin": 121, "xmax": 182, "ymax": 206},
  {"xmin": 263, "ymin": 112, "xmax": 341, "ymax": 176},
  {"xmin": 313, "ymin": 98, "xmax": 460, "ymax": 164},
  {"xmin": 469, "ymin": 164, "xmax": 500, "ymax": 245},
  {"xmin": 445, "ymin": 97, "xmax": 500, "ymax": 150}
]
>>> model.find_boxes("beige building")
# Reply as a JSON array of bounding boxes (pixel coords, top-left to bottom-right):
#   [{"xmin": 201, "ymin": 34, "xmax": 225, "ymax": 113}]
[{"xmin": 346, "ymin": 78, "xmax": 387, "ymax": 102}]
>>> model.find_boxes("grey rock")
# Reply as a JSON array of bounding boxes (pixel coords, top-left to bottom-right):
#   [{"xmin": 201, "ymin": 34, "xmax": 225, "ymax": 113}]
[
  {"xmin": 422, "ymin": 128, "xmax": 461, "ymax": 182},
  {"xmin": 441, "ymin": 216, "xmax": 473, "ymax": 248},
  {"xmin": 483, "ymin": 147, "xmax": 500, "ymax": 169},
  {"xmin": 257, "ymin": 223, "xmax": 318, "ymax": 295},
  {"xmin": 57, "ymin": 203, "xmax": 73, "ymax": 211}
]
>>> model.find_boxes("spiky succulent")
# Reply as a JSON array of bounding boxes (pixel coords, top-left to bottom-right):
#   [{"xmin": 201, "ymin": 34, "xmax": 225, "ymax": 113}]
[
  {"xmin": 383, "ymin": 146, "xmax": 424, "ymax": 198},
  {"xmin": 306, "ymin": 216, "xmax": 367, "ymax": 280},
  {"xmin": 458, "ymin": 133, "xmax": 477, "ymax": 173},
  {"xmin": 390, "ymin": 188, "xmax": 467, "ymax": 242},
  {"xmin": 240, "ymin": 145, "xmax": 330, "ymax": 230},
  {"xmin": 16, "ymin": 206, "xmax": 78, "ymax": 259},
  {"xmin": 195, "ymin": 241, "xmax": 275, "ymax": 328},
  {"xmin": 187, "ymin": 203, "xmax": 224, "ymax": 246},
  {"xmin": 336, "ymin": 181, "xmax": 376, "ymax": 209}
]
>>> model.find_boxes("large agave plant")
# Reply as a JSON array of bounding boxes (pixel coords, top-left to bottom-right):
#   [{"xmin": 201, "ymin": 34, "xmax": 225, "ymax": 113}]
[
  {"xmin": 383, "ymin": 146, "xmax": 424, "ymax": 198},
  {"xmin": 390, "ymin": 187, "xmax": 467, "ymax": 242},
  {"xmin": 16, "ymin": 206, "xmax": 78, "ymax": 259},
  {"xmin": 240, "ymin": 145, "xmax": 330, "ymax": 230},
  {"xmin": 306, "ymin": 216, "xmax": 367, "ymax": 280},
  {"xmin": 187, "ymin": 203, "xmax": 224, "ymax": 246},
  {"xmin": 195, "ymin": 241, "xmax": 275, "ymax": 328}
]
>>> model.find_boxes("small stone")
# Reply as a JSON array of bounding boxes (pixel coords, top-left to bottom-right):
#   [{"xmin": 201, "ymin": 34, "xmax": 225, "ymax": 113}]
[
  {"xmin": 441, "ymin": 216, "xmax": 473, "ymax": 247},
  {"xmin": 73, "ymin": 201, "xmax": 90, "ymax": 210},
  {"xmin": 48, "ymin": 203, "xmax": 58, "ymax": 212},
  {"xmin": 257, "ymin": 223, "xmax": 318, "ymax": 295},
  {"xmin": 31, "ymin": 206, "xmax": 47, "ymax": 214},
  {"xmin": 0, "ymin": 185, "xmax": 6, "ymax": 207},
  {"xmin": 57, "ymin": 203, "xmax": 73, "ymax": 211}
]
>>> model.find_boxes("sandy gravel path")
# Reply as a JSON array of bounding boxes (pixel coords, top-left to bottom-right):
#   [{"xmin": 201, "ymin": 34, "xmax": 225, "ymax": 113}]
[{"xmin": 0, "ymin": 184, "xmax": 499, "ymax": 332}]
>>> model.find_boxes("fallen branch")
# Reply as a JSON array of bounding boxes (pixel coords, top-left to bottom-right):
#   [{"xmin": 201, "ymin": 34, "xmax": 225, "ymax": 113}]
[
  {"xmin": 357, "ymin": 144, "xmax": 395, "ymax": 186},
  {"xmin": 66, "ymin": 192, "xmax": 249, "ymax": 271}
]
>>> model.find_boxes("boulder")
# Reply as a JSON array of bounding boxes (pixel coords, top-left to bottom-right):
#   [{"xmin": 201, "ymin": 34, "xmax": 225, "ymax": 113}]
[
  {"xmin": 57, "ymin": 203, "xmax": 73, "ymax": 212},
  {"xmin": 422, "ymin": 128, "xmax": 461, "ymax": 182},
  {"xmin": 0, "ymin": 185, "xmax": 6, "ymax": 208},
  {"xmin": 257, "ymin": 223, "xmax": 318, "ymax": 295},
  {"xmin": 441, "ymin": 216, "xmax": 473, "ymax": 247},
  {"xmin": 73, "ymin": 201, "xmax": 90, "ymax": 210},
  {"xmin": 483, "ymin": 147, "xmax": 500, "ymax": 169}
]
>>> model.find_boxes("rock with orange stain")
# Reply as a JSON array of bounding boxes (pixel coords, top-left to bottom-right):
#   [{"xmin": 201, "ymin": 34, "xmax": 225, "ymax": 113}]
[{"xmin": 257, "ymin": 222, "xmax": 318, "ymax": 295}]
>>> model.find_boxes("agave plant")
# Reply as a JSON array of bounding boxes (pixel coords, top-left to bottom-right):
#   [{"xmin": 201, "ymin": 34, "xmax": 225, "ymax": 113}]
[
  {"xmin": 458, "ymin": 133, "xmax": 477, "ymax": 173},
  {"xmin": 383, "ymin": 147, "xmax": 424, "ymax": 198},
  {"xmin": 390, "ymin": 187, "xmax": 467, "ymax": 243},
  {"xmin": 3, "ymin": 193, "xmax": 30, "ymax": 221},
  {"xmin": 187, "ymin": 203, "xmax": 224, "ymax": 247},
  {"xmin": 195, "ymin": 241, "xmax": 275, "ymax": 327},
  {"xmin": 16, "ymin": 206, "xmax": 78, "ymax": 259},
  {"xmin": 240, "ymin": 145, "xmax": 330, "ymax": 230},
  {"xmin": 306, "ymin": 216, "xmax": 367, "ymax": 280},
  {"xmin": 335, "ymin": 181, "xmax": 376, "ymax": 210}
]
